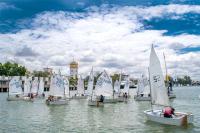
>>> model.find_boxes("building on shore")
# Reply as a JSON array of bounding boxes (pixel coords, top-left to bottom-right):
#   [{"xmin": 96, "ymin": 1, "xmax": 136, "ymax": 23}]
[{"xmin": 69, "ymin": 60, "xmax": 78, "ymax": 78}]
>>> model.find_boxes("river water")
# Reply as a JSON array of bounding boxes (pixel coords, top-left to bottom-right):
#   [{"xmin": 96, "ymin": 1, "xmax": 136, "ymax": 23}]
[{"xmin": 0, "ymin": 87, "xmax": 200, "ymax": 133}]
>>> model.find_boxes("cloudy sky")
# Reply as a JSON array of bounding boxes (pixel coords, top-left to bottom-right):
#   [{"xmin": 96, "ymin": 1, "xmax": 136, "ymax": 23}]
[{"xmin": 0, "ymin": 0, "xmax": 200, "ymax": 79}]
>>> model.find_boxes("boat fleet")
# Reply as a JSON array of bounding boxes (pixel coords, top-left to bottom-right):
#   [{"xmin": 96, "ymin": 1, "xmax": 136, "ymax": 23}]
[{"xmin": 5, "ymin": 45, "xmax": 194, "ymax": 127}]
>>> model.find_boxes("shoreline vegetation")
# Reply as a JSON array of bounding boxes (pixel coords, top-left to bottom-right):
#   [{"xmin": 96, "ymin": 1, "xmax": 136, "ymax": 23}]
[{"xmin": 0, "ymin": 61, "xmax": 199, "ymax": 87}]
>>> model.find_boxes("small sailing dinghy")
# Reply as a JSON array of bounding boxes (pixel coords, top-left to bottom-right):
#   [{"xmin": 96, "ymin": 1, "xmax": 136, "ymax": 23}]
[
  {"xmin": 7, "ymin": 76, "xmax": 23, "ymax": 101},
  {"xmin": 23, "ymin": 77, "xmax": 34, "ymax": 102},
  {"xmin": 87, "ymin": 68, "xmax": 104, "ymax": 107},
  {"xmin": 118, "ymin": 76, "xmax": 130, "ymax": 102},
  {"xmin": 134, "ymin": 75, "xmax": 151, "ymax": 101},
  {"xmin": 144, "ymin": 45, "xmax": 193, "ymax": 126},
  {"xmin": 95, "ymin": 70, "xmax": 118, "ymax": 103},
  {"xmin": 72, "ymin": 76, "xmax": 87, "ymax": 99},
  {"xmin": 46, "ymin": 74, "xmax": 68, "ymax": 105}
]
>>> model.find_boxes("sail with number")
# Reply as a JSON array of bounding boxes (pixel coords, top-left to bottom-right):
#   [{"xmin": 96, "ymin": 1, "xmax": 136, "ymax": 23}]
[
  {"xmin": 149, "ymin": 45, "xmax": 169, "ymax": 106},
  {"xmin": 49, "ymin": 74, "xmax": 65, "ymax": 97},
  {"xmin": 95, "ymin": 70, "xmax": 113, "ymax": 97},
  {"xmin": 9, "ymin": 76, "xmax": 22, "ymax": 95}
]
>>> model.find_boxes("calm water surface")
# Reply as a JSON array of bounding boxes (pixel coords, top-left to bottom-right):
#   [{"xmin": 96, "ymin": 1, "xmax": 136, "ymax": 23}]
[{"xmin": 0, "ymin": 87, "xmax": 200, "ymax": 133}]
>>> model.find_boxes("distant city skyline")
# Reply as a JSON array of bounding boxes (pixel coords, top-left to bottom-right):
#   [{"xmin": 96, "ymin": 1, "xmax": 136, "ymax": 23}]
[{"xmin": 1, "ymin": 1, "xmax": 200, "ymax": 79}]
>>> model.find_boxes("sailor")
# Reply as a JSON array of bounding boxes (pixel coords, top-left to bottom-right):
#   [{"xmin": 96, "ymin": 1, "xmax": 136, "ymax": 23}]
[
  {"xmin": 99, "ymin": 95, "xmax": 104, "ymax": 102},
  {"xmin": 163, "ymin": 106, "xmax": 175, "ymax": 118},
  {"xmin": 124, "ymin": 92, "xmax": 128, "ymax": 99},
  {"xmin": 42, "ymin": 93, "xmax": 45, "ymax": 98}
]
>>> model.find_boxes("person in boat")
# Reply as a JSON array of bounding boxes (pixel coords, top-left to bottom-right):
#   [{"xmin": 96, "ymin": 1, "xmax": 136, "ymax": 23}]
[
  {"xmin": 42, "ymin": 93, "xmax": 45, "ymax": 98},
  {"xmin": 163, "ymin": 106, "xmax": 175, "ymax": 118},
  {"xmin": 99, "ymin": 95, "xmax": 104, "ymax": 103},
  {"xmin": 124, "ymin": 93, "xmax": 128, "ymax": 99},
  {"xmin": 30, "ymin": 93, "xmax": 34, "ymax": 99}
]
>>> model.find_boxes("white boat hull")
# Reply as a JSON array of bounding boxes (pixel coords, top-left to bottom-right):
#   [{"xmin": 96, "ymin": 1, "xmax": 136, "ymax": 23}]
[
  {"xmin": 134, "ymin": 95, "xmax": 151, "ymax": 101},
  {"xmin": 7, "ymin": 97, "xmax": 23, "ymax": 101},
  {"xmin": 117, "ymin": 96, "xmax": 128, "ymax": 102},
  {"xmin": 23, "ymin": 96, "xmax": 34, "ymax": 102},
  {"xmin": 103, "ymin": 98, "xmax": 118, "ymax": 103},
  {"xmin": 46, "ymin": 99, "xmax": 68, "ymax": 105},
  {"xmin": 72, "ymin": 95, "xmax": 87, "ymax": 99},
  {"xmin": 144, "ymin": 110, "xmax": 193, "ymax": 126},
  {"xmin": 88, "ymin": 100, "xmax": 104, "ymax": 107}
]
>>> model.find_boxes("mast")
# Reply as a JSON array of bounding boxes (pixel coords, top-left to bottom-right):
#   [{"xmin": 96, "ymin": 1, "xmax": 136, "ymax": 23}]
[
  {"xmin": 163, "ymin": 53, "xmax": 168, "ymax": 83},
  {"xmin": 148, "ymin": 67, "xmax": 153, "ymax": 111},
  {"xmin": 90, "ymin": 67, "xmax": 94, "ymax": 101}
]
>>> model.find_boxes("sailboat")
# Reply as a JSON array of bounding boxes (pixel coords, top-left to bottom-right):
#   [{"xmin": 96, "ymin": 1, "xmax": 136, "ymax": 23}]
[
  {"xmin": 87, "ymin": 68, "xmax": 104, "ymax": 107},
  {"xmin": 7, "ymin": 76, "xmax": 23, "ymax": 101},
  {"xmin": 95, "ymin": 70, "xmax": 118, "ymax": 103},
  {"xmin": 23, "ymin": 76, "xmax": 34, "ymax": 101},
  {"xmin": 144, "ymin": 45, "xmax": 193, "ymax": 126},
  {"xmin": 134, "ymin": 75, "xmax": 151, "ymax": 101},
  {"xmin": 73, "ymin": 76, "xmax": 87, "ymax": 99},
  {"xmin": 163, "ymin": 53, "xmax": 176, "ymax": 99},
  {"xmin": 46, "ymin": 73, "xmax": 68, "ymax": 105}
]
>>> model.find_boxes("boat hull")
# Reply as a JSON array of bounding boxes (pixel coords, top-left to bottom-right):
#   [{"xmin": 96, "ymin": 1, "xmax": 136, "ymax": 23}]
[
  {"xmin": 7, "ymin": 97, "xmax": 23, "ymax": 101},
  {"xmin": 103, "ymin": 98, "xmax": 118, "ymax": 103},
  {"xmin": 144, "ymin": 110, "xmax": 193, "ymax": 126},
  {"xmin": 46, "ymin": 99, "xmax": 68, "ymax": 105},
  {"xmin": 88, "ymin": 100, "xmax": 104, "ymax": 107},
  {"xmin": 23, "ymin": 96, "xmax": 34, "ymax": 102},
  {"xmin": 134, "ymin": 95, "xmax": 151, "ymax": 101},
  {"xmin": 72, "ymin": 95, "xmax": 87, "ymax": 99},
  {"xmin": 169, "ymin": 94, "xmax": 176, "ymax": 99},
  {"xmin": 117, "ymin": 96, "xmax": 128, "ymax": 102}
]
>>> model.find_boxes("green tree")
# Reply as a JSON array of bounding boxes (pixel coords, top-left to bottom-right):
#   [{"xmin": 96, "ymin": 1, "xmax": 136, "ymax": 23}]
[{"xmin": 0, "ymin": 62, "xmax": 27, "ymax": 76}]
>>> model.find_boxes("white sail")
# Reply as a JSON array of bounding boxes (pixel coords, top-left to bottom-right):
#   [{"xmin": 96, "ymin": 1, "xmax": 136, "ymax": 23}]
[
  {"xmin": 137, "ymin": 75, "xmax": 149, "ymax": 95},
  {"xmin": 38, "ymin": 77, "xmax": 44, "ymax": 95},
  {"xmin": 31, "ymin": 77, "xmax": 39, "ymax": 94},
  {"xmin": 149, "ymin": 45, "xmax": 169, "ymax": 106},
  {"xmin": 64, "ymin": 77, "xmax": 70, "ymax": 97},
  {"xmin": 77, "ymin": 76, "xmax": 85, "ymax": 95},
  {"xmin": 24, "ymin": 77, "xmax": 31, "ymax": 95},
  {"xmin": 9, "ymin": 76, "xmax": 22, "ymax": 95},
  {"xmin": 87, "ymin": 68, "xmax": 94, "ymax": 96},
  {"xmin": 95, "ymin": 70, "xmax": 113, "ymax": 97},
  {"xmin": 114, "ymin": 80, "xmax": 120, "ymax": 93},
  {"xmin": 49, "ymin": 74, "xmax": 65, "ymax": 97},
  {"xmin": 122, "ymin": 76, "xmax": 129, "ymax": 94}
]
